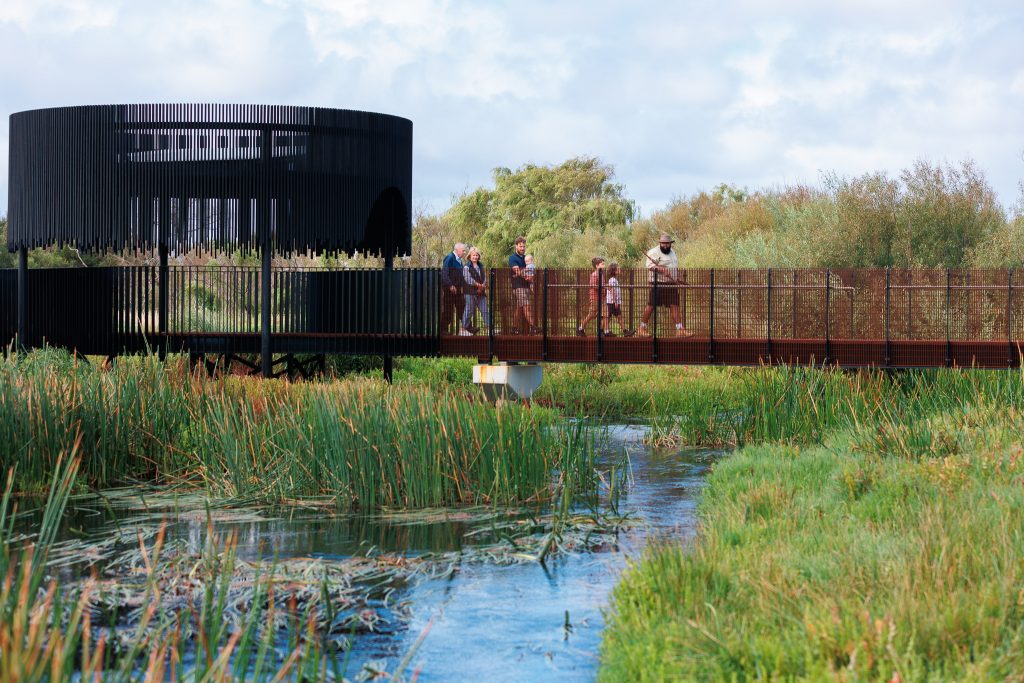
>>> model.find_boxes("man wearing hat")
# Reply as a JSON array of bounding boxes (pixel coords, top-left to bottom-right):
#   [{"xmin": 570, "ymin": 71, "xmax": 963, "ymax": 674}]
[{"xmin": 638, "ymin": 233, "xmax": 693, "ymax": 337}]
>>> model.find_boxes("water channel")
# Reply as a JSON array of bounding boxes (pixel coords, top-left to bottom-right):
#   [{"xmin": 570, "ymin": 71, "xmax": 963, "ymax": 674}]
[{"xmin": 30, "ymin": 424, "xmax": 716, "ymax": 681}]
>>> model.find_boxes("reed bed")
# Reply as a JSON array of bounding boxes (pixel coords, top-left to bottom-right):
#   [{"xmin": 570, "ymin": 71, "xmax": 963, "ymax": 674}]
[
  {"xmin": 535, "ymin": 362, "xmax": 1024, "ymax": 448},
  {"xmin": 0, "ymin": 350, "xmax": 596, "ymax": 509}
]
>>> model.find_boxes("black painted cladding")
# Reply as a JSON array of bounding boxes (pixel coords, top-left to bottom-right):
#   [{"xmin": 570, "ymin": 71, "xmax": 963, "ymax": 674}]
[{"xmin": 8, "ymin": 104, "xmax": 412, "ymax": 256}]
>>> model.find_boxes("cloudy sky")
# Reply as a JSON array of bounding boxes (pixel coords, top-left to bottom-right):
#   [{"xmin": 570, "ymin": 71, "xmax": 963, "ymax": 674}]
[{"xmin": 1, "ymin": 0, "xmax": 1022, "ymax": 217}]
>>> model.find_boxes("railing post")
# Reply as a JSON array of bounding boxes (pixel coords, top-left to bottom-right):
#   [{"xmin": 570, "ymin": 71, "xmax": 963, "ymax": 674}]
[
  {"xmin": 708, "ymin": 269, "xmax": 716, "ymax": 363},
  {"xmin": 736, "ymin": 270, "xmax": 742, "ymax": 337},
  {"xmin": 383, "ymin": 253, "xmax": 393, "ymax": 383},
  {"xmin": 596, "ymin": 267, "xmax": 604, "ymax": 362},
  {"xmin": 766, "ymin": 268, "xmax": 773, "ymax": 363},
  {"xmin": 824, "ymin": 269, "xmax": 831, "ymax": 366},
  {"xmin": 488, "ymin": 267, "xmax": 496, "ymax": 362},
  {"xmin": 792, "ymin": 269, "xmax": 797, "ymax": 338},
  {"xmin": 945, "ymin": 268, "xmax": 952, "ymax": 368},
  {"xmin": 158, "ymin": 243, "xmax": 168, "ymax": 360},
  {"xmin": 652, "ymin": 273, "xmax": 659, "ymax": 363},
  {"xmin": 1008, "ymin": 268, "xmax": 1014, "ymax": 367},
  {"xmin": 261, "ymin": 246, "xmax": 272, "ymax": 377},
  {"xmin": 885, "ymin": 268, "xmax": 891, "ymax": 368},
  {"xmin": 17, "ymin": 247, "xmax": 27, "ymax": 351},
  {"xmin": 542, "ymin": 268, "xmax": 549, "ymax": 361},
  {"xmin": 681, "ymin": 270, "xmax": 687, "ymax": 330}
]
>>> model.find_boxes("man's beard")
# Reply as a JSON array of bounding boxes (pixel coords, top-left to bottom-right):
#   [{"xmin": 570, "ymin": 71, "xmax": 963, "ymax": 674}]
[{"xmin": 660, "ymin": 246, "xmax": 671, "ymax": 254}]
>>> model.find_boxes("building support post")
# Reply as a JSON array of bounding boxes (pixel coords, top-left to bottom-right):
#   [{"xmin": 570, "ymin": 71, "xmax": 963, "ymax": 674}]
[
  {"xmin": 158, "ymin": 243, "xmax": 168, "ymax": 361},
  {"xmin": 261, "ymin": 243, "xmax": 272, "ymax": 377},
  {"xmin": 17, "ymin": 246, "xmax": 28, "ymax": 351},
  {"xmin": 383, "ymin": 252, "xmax": 394, "ymax": 383},
  {"xmin": 260, "ymin": 127, "xmax": 273, "ymax": 378}
]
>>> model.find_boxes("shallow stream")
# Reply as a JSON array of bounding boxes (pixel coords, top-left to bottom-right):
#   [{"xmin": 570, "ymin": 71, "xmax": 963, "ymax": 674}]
[{"xmin": 26, "ymin": 424, "xmax": 715, "ymax": 681}]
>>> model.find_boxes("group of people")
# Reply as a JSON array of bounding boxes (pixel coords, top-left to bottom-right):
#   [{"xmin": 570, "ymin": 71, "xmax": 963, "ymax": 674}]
[
  {"xmin": 441, "ymin": 233, "xmax": 693, "ymax": 338},
  {"xmin": 574, "ymin": 233, "xmax": 693, "ymax": 338},
  {"xmin": 441, "ymin": 236, "xmax": 538, "ymax": 336}
]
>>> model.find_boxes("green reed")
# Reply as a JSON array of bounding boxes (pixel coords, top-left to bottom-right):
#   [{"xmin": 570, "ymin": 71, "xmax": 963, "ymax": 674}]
[
  {"xmin": 0, "ymin": 350, "xmax": 595, "ymax": 509},
  {"xmin": 1, "ymin": 459, "xmax": 368, "ymax": 681}
]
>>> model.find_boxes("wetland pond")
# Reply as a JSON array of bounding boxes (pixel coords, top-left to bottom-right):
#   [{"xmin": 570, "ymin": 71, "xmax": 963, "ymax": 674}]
[{"xmin": 27, "ymin": 425, "xmax": 716, "ymax": 681}]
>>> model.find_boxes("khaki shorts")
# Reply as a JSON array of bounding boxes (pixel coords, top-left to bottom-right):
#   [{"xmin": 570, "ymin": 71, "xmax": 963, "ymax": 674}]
[{"xmin": 514, "ymin": 288, "xmax": 531, "ymax": 307}]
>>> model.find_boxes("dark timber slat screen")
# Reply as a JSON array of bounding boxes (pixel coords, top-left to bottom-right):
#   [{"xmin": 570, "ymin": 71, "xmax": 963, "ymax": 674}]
[{"xmin": 8, "ymin": 104, "xmax": 412, "ymax": 255}]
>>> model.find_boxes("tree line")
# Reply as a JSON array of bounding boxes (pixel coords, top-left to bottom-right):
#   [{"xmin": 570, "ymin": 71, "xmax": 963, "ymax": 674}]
[{"xmin": 3, "ymin": 155, "xmax": 1022, "ymax": 270}]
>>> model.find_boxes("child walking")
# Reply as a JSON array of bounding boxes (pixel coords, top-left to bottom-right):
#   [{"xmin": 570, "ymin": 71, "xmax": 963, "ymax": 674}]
[{"xmin": 602, "ymin": 263, "xmax": 631, "ymax": 336}]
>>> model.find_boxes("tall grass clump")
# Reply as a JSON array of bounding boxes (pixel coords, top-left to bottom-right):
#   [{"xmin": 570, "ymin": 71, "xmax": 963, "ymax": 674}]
[
  {"xmin": 545, "ymin": 363, "xmax": 1024, "ymax": 449},
  {"xmin": 183, "ymin": 380, "xmax": 596, "ymax": 507},
  {"xmin": 0, "ymin": 351, "xmax": 188, "ymax": 490},
  {"xmin": 0, "ymin": 349, "xmax": 595, "ymax": 509}
]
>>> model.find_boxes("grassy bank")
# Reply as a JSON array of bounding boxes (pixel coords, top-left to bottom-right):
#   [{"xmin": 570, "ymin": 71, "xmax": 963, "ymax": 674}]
[
  {"xmin": 601, "ymin": 371, "xmax": 1024, "ymax": 679},
  {"xmin": 0, "ymin": 350, "xmax": 594, "ymax": 508}
]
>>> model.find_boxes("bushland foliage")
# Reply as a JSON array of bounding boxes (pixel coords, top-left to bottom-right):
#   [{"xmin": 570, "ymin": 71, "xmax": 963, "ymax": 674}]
[{"xmin": 424, "ymin": 157, "xmax": 1021, "ymax": 270}]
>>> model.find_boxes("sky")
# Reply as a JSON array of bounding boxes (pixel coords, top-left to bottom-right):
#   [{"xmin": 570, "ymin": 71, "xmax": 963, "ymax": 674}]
[{"xmin": 1, "ymin": 0, "xmax": 1022, "ymax": 218}]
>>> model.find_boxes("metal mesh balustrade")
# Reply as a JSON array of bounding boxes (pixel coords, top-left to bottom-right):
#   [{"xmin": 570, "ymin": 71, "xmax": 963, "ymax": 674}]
[
  {"xmin": 437, "ymin": 267, "xmax": 1024, "ymax": 368},
  {"xmin": 6, "ymin": 265, "xmax": 1024, "ymax": 368}
]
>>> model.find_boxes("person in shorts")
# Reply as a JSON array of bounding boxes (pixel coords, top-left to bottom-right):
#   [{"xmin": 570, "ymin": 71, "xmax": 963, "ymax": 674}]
[
  {"xmin": 638, "ymin": 234, "xmax": 692, "ymax": 337},
  {"xmin": 576, "ymin": 257, "xmax": 605, "ymax": 336},
  {"xmin": 508, "ymin": 236, "xmax": 538, "ymax": 334}
]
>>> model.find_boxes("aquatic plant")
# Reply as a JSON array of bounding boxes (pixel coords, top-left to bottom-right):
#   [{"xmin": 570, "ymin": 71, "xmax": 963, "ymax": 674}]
[{"xmin": 0, "ymin": 350, "xmax": 597, "ymax": 509}]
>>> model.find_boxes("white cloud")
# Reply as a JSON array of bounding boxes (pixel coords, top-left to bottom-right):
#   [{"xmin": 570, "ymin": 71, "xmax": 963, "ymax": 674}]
[
  {"xmin": 0, "ymin": 0, "xmax": 120, "ymax": 33},
  {"xmin": 0, "ymin": 0, "xmax": 1022, "ymax": 218}
]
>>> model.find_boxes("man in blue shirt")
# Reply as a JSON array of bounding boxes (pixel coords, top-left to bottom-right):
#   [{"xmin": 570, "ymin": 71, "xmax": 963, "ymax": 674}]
[
  {"xmin": 508, "ymin": 236, "xmax": 538, "ymax": 334},
  {"xmin": 441, "ymin": 243, "xmax": 467, "ymax": 334}
]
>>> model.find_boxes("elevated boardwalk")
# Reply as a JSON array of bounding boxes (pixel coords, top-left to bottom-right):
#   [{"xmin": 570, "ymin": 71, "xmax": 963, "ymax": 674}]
[{"xmin": 3, "ymin": 266, "xmax": 1022, "ymax": 370}]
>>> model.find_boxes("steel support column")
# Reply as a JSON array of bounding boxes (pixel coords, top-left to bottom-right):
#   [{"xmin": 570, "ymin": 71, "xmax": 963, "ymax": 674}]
[
  {"xmin": 17, "ymin": 247, "xmax": 27, "ymax": 350},
  {"xmin": 384, "ymin": 252, "xmax": 393, "ymax": 382},
  {"xmin": 158, "ymin": 243, "xmax": 168, "ymax": 360},
  {"xmin": 260, "ymin": 128, "xmax": 273, "ymax": 378}
]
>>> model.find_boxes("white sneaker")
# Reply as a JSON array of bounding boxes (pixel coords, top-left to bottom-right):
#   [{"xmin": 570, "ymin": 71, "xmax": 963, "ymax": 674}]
[{"xmin": 459, "ymin": 329, "xmax": 473, "ymax": 336}]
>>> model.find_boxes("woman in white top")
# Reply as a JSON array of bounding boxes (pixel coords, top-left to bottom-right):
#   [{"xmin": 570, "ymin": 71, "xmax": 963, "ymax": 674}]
[{"xmin": 461, "ymin": 247, "xmax": 490, "ymax": 335}]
